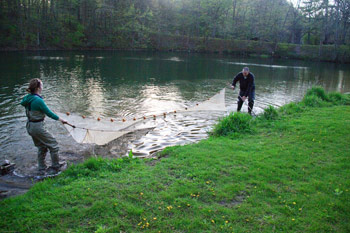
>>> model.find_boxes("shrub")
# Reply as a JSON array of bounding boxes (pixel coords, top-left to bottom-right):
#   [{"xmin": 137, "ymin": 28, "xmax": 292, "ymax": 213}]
[
  {"xmin": 305, "ymin": 86, "xmax": 329, "ymax": 101},
  {"xmin": 262, "ymin": 105, "xmax": 279, "ymax": 120},
  {"xmin": 328, "ymin": 92, "xmax": 350, "ymax": 105},
  {"xmin": 210, "ymin": 112, "xmax": 252, "ymax": 137},
  {"xmin": 302, "ymin": 95, "xmax": 325, "ymax": 107},
  {"xmin": 279, "ymin": 102, "xmax": 304, "ymax": 115}
]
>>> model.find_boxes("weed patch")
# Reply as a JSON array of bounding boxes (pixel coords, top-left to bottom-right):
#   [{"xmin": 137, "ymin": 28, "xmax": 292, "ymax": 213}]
[
  {"xmin": 210, "ymin": 112, "xmax": 253, "ymax": 137},
  {"xmin": 262, "ymin": 105, "xmax": 279, "ymax": 120}
]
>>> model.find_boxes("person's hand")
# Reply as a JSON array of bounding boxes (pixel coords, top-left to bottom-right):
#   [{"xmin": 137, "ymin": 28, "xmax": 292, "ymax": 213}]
[
  {"xmin": 59, "ymin": 118, "xmax": 67, "ymax": 124},
  {"xmin": 241, "ymin": 96, "xmax": 247, "ymax": 102},
  {"xmin": 231, "ymin": 85, "xmax": 235, "ymax": 91}
]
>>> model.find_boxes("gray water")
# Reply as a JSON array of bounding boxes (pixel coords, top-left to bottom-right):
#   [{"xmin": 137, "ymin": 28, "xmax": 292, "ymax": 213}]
[{"xmin": 0, "ymin": 51, "xmax": 349, "ymax": 176}]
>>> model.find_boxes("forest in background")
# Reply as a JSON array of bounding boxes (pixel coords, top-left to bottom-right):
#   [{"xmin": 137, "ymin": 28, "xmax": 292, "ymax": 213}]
[{"xmin": 0, "ymin": 0, "xmax": 349, "ymax": 59}]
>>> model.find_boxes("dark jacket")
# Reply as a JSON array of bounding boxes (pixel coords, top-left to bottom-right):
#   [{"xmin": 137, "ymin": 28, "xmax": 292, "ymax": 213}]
[{"xmin": 232, "ymin": 72, "xmax": 255, "ymax": 97}]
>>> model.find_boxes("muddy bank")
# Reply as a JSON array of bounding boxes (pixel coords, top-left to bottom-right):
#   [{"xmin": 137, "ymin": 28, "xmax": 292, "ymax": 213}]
[
  {"xmin": 0, "ymin": 128, "xmax": 155, "ymax": 199},
  {"xmin": 0, "ymin": 152, "xmax": 82, "ymax": 199},
  {"xmin": 0, "ymin": 174, "xmax": 33, "ymax": 199}
]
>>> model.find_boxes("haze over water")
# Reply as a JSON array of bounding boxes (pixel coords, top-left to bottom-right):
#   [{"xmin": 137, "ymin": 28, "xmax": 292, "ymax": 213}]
[{"xmin": 1, "ymin": 51, "xmax": 349, "ymax": 175}]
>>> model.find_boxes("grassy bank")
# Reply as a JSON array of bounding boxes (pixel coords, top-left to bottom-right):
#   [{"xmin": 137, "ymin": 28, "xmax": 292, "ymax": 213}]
[{"xmin": 1, "ymin": 88, "xmax": 350, "ymax": 232}]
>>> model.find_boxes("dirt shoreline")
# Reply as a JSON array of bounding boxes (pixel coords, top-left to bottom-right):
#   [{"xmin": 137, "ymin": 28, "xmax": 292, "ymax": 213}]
[{"xmin": 0, "ymin": 128, "xmax": 155, "ymax": 199}]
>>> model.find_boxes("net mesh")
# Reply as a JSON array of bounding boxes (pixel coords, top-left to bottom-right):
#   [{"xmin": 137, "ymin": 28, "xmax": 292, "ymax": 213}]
[
  {"xmin": 184, "ymin": 88, "xmax": 226, "ymax": 112},
  {"xmin": 57, "ymin": 88, "xmax": 226, "ymax": 145}
]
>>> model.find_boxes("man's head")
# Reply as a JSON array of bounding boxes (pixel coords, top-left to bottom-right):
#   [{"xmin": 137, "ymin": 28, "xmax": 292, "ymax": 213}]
[{"xmin": 242, "ymin": 67, "xmax": 250, "ymax": 77}]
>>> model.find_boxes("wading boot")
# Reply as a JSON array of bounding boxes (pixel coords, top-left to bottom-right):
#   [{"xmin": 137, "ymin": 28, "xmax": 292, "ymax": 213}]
[{"xmin": 47, "ymin": 162, "xmax": 66, "ymax": 175}]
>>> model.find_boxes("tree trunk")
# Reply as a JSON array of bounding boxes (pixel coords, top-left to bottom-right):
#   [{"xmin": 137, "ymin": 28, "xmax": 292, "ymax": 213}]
[
  {"xmin": 307, "ymin": 16, "xmax": 311, "ymax": 44},
  {"xmin": 342, "ymin": 19, "xmax": 347, "ymax": 44},
  {"xmin": 232, "ymin": 0, "xmax": 237, "ymax": 22},
  {"xmin": 334, "ymin": 0, "xmax": 340, "ymax": 61},
  {"xmin": 323, "ymin": 0, "xmax": 329, "ymax": 44}
]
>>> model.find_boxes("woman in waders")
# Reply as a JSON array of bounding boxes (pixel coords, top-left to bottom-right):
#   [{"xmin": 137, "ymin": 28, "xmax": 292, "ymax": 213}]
[{"xmin": 21, "ymin": 78, "xmax": 67, "ymax": 175}]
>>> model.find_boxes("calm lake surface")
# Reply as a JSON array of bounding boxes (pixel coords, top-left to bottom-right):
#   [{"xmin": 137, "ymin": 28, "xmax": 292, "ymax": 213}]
[{"xmin": 1, "ymin": 51, "xmax": 349, "ymax": 175}]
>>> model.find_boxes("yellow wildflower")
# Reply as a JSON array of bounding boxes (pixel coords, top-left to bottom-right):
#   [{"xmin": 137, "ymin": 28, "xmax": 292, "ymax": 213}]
[{"xmin": 211, "ymin": 219, "xmax": 215, "ymax": 223}]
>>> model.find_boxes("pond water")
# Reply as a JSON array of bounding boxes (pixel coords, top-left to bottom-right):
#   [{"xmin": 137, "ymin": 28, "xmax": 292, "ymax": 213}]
[{"xmin": 0, "ymin": 51, "xmax": 349, "ymax": 176}]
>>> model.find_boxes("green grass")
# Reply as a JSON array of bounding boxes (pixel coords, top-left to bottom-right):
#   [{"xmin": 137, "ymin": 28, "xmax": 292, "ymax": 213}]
[{"xmin": 1, "ymin": 89, "xmax": 350, "ymax": 232}]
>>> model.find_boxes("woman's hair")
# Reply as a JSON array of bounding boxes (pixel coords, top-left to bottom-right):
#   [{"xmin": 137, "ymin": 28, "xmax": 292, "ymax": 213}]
[{"xmin": 26, "ymin": 78, "xmax": 42, "ymax": 93}]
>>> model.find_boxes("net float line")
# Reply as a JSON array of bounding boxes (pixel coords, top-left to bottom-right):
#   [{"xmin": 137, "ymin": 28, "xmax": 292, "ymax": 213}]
[
  {"xmin": 63, "ymin": 98, "xmax": 212, "ymax": 124},
  {"xmin": 62, "ymin": 88, "xmax": 225, "ymax": 131},
  {"xmin": 58, "ymin": 88, "xmax": 226, "ymax": 145}
]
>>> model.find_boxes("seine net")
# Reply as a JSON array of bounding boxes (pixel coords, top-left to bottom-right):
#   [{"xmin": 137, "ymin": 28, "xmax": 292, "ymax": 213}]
[{"xmin": 57, "ymin": 88, "xmax": 226, "ymax": 145}]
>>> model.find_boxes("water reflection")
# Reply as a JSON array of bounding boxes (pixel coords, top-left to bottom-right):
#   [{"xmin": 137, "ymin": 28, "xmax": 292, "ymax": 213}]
[
  {"xmin": 337, "ymin": 71, "xmax": 345, "ymax": 92},
  {"xmin": 0, "ymin": 51, "xmax": 349, "ymax": 174},
  {"xmin": 140, "ymin": 84, "xmax": 184, "ymax": 115}
]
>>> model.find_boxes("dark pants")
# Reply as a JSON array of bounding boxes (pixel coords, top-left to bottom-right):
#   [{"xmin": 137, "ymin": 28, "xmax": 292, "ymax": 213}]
[{"xmin": 237, "ymin": 89, "xmax": 255, "ymax": 115}]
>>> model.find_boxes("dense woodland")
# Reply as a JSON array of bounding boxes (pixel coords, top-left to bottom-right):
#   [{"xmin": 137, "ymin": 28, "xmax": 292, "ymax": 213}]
[{"xmin": 0, "ymin": 0, "xmax": 349, "ymax": 49}]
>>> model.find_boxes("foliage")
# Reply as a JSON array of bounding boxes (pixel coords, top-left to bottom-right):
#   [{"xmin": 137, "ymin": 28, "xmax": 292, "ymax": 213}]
[
  {"xmin": 210, "ymin": 112, "xmax": 253, "ymax": 137},
  {"xmin": 302, "ymin": 86, "xmax": 350, "ymax": 106},
  {"xmin": 279, "ymin": 102, "xmax": 304, "ymax": 115},
  {"xmin": 262, "ymin": 105, "xmax": 279, "ymax": 120},
  {"xmin": 305, "ymin": 86, "xmax": 329, "ymax": 101},
  {"xmin": 302, "ymin": 95, "xmax": 327, "ymax": 107},
  {"xmin": 0, "ymin": 0, "xmax": 349, "ymax": 50},
  {"xmin": 328, "ymin": 92, "xmax": 350, "ymax": 105}
]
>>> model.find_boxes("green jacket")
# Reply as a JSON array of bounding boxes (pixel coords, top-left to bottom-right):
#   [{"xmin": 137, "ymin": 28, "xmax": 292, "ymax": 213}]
[{"xmin": 21, "ymin": 94, "xmax": 59, "ymax": 121}]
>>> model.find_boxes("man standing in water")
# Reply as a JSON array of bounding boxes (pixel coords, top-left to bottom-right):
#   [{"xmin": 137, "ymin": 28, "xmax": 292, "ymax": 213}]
[
  {"xmin": 21, "ymin": 78, "xmax": 67, "ymax": 175},
  {"xmin": 231, "ymin": 67, "xmax": 255, "ymax": 115}
]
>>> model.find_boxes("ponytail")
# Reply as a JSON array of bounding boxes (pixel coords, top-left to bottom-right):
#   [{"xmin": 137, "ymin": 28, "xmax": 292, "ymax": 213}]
[{"xmin": 26, "ymin": 78, "xmax": 42, "ymax": 94}]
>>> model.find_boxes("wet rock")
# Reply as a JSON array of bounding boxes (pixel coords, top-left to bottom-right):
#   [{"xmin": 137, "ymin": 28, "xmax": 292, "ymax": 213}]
[{"xmin": 0, "ymin": 160, "xmax": 15, "ymax": 176}]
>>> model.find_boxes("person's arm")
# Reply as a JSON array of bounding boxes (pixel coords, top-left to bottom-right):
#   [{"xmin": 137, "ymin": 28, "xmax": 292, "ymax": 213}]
[
  {"xmin": 38, "ymin": 99, "xmax": 67, "ymax": 123},
  {"xmin": 231, "ymin": 73, "xmax": 241, "ymax": 89},
  {"xmin": 243, "ymin": 73, "xmax": 255, "ymax": 97},
  {"xmin": 37, "ymin": 98, "xmax": 59, "ymax": 120},
  {"xmin": 20, "ymin": 99, "xmax": 26, "ymax": 107}
]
